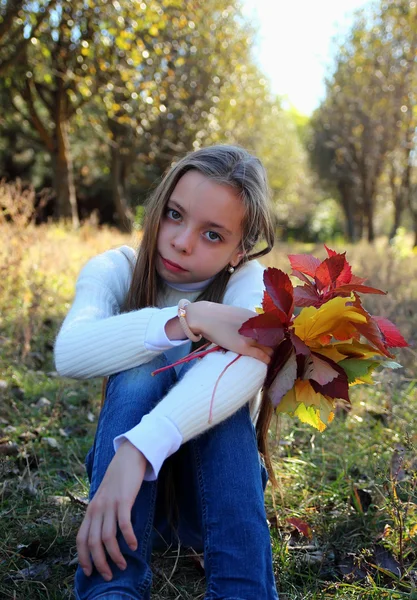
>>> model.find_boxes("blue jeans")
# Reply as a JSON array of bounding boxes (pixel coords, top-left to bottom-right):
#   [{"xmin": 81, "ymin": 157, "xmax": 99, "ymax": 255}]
[{"xmin": 75, "ymin": 355, "xmax": 279, "ymax": 600}]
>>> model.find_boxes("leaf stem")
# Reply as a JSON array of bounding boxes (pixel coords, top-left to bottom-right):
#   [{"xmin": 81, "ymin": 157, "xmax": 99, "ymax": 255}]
[
  {"xmin": 151, "ymin": 344, "xmax": 223, "ymax": 376},
  {"xmin": 208, "ymin": 354, "xmax": 241, "ymax": 423}
]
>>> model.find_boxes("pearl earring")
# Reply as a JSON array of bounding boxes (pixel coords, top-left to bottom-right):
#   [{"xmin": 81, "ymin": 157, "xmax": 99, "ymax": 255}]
[{"xmin": 228, "ymin": 265, "xmax": 235, "ymax": 274}]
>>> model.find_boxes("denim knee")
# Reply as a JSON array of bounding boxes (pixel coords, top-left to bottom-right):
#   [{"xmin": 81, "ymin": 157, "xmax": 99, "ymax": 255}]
[{"xmin": 105, "ymin": 356, "xmax": 176, "ymax": 410}]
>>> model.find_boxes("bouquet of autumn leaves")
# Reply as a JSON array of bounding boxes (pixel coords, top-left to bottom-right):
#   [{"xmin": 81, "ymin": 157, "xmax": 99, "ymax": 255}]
[
  {"xmin": 154, "ymin": 246, "xmax": 408, "ymax": 431},
  {"xmin": 237, "ymin": 246, "xmax": 408, "ymax": 431}
]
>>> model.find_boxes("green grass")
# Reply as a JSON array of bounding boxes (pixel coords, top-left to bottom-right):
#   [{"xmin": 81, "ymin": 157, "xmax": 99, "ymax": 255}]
[{"xmin": 0, "ymin": 223, "xmax": 416, "ymax": 599}]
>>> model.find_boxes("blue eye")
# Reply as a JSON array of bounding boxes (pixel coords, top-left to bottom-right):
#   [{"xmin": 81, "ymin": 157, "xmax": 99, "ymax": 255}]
[
  {"xmin": 167, "ymin": 208, "xmax": 181, "ymax": 220},
  {"xmin": 205, "ymin": 231, "xmax": 221, "ymax": 242}
]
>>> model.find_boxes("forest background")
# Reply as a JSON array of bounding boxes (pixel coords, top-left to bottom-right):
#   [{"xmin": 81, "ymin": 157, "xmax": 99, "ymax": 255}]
[
  {"xmin": 2, "ymin": 0, "xmax": 417, "ymax": 246},
  {"xmin": 0, "ymin": 1, "xmax": 417, "ymax": 599}
]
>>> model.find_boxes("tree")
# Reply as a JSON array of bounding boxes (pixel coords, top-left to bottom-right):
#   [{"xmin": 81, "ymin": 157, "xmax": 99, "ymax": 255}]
[{"xmin": 311, "ymin": 0, "xmax": 417, "ymax": 242}]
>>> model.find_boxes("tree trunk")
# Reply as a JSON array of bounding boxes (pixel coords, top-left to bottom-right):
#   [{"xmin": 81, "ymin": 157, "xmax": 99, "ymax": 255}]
[
  {"xmin": 337, "ymin": 180, "xmax": 356, "ymax": 242},
  {"xmin": 110, "ymin": 142, "xmax": 133, "ymax": 233},
  {"xmin": 362, "ymin": 179, "xmax": 375, "ymax": 242},
  {"xmin": 389, "ymin": 192, "xmax": 403, "ymax": 241},
  {"xmin": 365, "ymin": 202, "xmax": 375, "ymax": 242},
  {"xmin": 52, "ymin": 118, "xmax": 79, "ymax": 228}
]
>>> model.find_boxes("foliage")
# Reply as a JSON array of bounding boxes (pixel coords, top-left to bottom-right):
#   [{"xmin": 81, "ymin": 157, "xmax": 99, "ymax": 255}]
[
  {"xmin": 310, "ymin": 0, "xmax": 417, "ymax": 244},
  {"xmin": 239, "ymin": 246, "xmax": 407, "ymax": 430},
  {"xmin": 0, "ymin": 0, "xmax": 314, "ymax": 235}
]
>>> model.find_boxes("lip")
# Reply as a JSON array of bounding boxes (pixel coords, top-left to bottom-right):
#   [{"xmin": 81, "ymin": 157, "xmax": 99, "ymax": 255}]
[{"xmin": 160, "ymin": 255, "xmax": 188, "ymax": 273}]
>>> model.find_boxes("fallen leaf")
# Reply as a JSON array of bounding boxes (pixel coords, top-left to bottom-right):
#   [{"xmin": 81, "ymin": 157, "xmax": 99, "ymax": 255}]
[
  {"xmin": 17, "ymin": 540, "xmax": 42, "ymax": 558},
  {"xmin": 337, "ymin": 554, "xmax": 368, "ymax": 581},
  {"xmin": 287, "ymin": 517, "xmax": 313, "ymax": 539},
  {"xmin": 371, "ymin": 545, "xmax": 401, "ymax": 578},
  {"xmin": 9, "ymin": 563, "xmax": 51, "ymax": 581},
  {"xmin": 351, "ymin": 487, "xmax": 373, "ymax": 514}
]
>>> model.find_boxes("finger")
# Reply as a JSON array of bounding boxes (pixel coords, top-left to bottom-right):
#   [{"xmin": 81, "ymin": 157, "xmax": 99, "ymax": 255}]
[
  {"xmin": 247, "ymin": 346, "xmax": 271, "ymax": 365},
  {"xmin": 102, "ymin": 510, "xmax": 126, "ymax": 571},
  {"xmin": 117, "ymin": 502, "xmax": 138, "ymax": 552},
  {"xmin": 257, "ymin": 344, "xmax": 274, "ymax": 358},
  {"xmin": 77, "ymin": 514, "xmax": 93, "ymax": 576},
  {"xmin": 88, "ymin": 509, "xmax": 112, "ymax": 581}
]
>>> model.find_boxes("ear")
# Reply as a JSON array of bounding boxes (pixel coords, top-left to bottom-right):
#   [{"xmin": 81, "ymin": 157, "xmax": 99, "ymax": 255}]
[{"xmin": 230, "ymin": 247, "xmax": 245, "ymax": 267}]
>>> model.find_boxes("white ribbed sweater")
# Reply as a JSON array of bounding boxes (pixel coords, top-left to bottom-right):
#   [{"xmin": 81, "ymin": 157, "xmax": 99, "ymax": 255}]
[{"xmin": 54, "ymin": 245, "xmax": 267, "ymax": 479}]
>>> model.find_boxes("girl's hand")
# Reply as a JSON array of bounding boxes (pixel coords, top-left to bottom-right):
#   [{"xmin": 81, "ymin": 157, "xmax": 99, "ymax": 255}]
[
  {"xmin": 76, "ymin": 441, "xmax": 146, "ymax": 581},
  {"xmin": 187, "ymin": 301, "xmax": 273, "ymax": 364}
]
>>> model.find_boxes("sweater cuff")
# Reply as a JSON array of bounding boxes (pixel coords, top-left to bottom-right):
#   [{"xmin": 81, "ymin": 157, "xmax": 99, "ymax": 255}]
[
  {"xmin": 144, "ymin": 307, "xmax": 188, "ymax": 351},
  {"xmin": 113, "ymin": 414, "xmax": 183, "ymax": 481}
]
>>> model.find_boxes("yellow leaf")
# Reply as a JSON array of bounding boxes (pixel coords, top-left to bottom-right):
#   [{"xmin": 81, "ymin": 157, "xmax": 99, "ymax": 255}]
[
  {"xmin": 294, "ymin": 379, "xmax": 322, "ymax": 407},
  {"xmin": 333, "ymin": 340, "xmax": 384, "ymax": 358},
  {"xmin": 293, "ymin": 297, "xmax": 367, "ymax": 345},
  {"xmin": 294, "ymin": 403, "xmax": 326, "ymax": 431},
  {"xmin": 313, "ymin": 345, "xmax": 347, "ymax": 363},
  {"xmin": 277, "ymin": 380, "xmax": 335, "ymax": 431},
  {"xmin": 255, "ymin": 306, "xmax": 264, "ymax": 314},
  {"xmin": 277, "ymin": 386, "xmax": 298, "ymax": 413}
]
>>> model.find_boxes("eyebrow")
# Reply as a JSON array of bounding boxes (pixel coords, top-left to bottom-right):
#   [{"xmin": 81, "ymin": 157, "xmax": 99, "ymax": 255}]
[{"xmin": 168, "ymin": 199, "xmax": 233, "ymax": 236}]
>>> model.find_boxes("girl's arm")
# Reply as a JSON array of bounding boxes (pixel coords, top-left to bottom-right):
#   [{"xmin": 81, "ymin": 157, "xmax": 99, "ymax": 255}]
[
  {"xmin": 115, "ymin": 260, "xmax": 269, "ymax": 479},
  {"xmin": 54, "ymin": 247, "xmax": 187, "ymax": 379}
]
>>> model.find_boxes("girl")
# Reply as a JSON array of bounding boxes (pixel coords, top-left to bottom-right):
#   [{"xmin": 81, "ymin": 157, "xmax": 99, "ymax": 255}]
[{"xmin": 54, "ymin": 145, "xmax": 280, "ymax": 599}]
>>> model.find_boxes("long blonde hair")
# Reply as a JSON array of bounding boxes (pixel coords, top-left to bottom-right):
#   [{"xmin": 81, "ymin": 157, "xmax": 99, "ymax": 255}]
[
  {"xmin": 123, "ymin": 144, "xmax": 275, "ymax": 311},
  {"xmin": 123, "ymin": 144, "xmax": 276, "ymax": 484}
]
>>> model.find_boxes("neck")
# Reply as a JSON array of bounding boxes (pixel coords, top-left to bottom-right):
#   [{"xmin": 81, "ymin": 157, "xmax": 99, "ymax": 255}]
[{"xmin": 161, "ymin": 274, "xmax": 216, "ymax": 292}]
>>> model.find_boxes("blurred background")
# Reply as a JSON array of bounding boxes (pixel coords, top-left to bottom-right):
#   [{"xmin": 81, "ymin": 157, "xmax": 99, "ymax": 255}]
[{"xmin": 1, "ymin": 0, "xmax": 417, "ymax": 247}]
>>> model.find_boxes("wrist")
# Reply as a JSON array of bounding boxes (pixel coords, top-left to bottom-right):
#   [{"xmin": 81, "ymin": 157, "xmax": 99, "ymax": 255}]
[
  {"xmin": 186, "ymin": 301, "xmax": 207, "ymax": 337},
  {"xmin": 165, "ymin": 316, "xmax": 187, "ymax": 341},
  {"xmin": 117, "ymin": 439, "xmax": 146, "ymax": 465}
]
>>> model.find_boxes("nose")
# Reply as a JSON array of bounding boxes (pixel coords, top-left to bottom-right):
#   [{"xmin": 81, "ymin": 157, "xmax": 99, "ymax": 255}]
[{"xmin": 171, "ymin": 227, "xmax": 195, "ymax": 255}]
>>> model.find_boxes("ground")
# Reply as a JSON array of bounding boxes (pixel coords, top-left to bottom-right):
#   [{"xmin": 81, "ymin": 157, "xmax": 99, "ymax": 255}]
[{"xmin": 0, "ymin": 222, "xmax": 416, "ymax": 599}]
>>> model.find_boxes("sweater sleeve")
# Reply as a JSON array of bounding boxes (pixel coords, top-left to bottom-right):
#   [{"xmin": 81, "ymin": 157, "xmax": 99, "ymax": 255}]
[
  {"xmin": 54, "ymin": 246, "xmax": 168, "ymax": 379},
  {"xmin": 114, "ymin": 260, "xmax": 268, "ymax": 480}
]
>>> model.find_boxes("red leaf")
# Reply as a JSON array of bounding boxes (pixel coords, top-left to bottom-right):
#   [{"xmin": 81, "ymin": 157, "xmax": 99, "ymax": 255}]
[
  {"xmin": 261, "ymin": 291, "xmax": 283, "ymax": 317},
  {"xmin": 335, "ymin": 284, "xmax": 386, "ymax": 295},
  {"xmin": 324, "ymin": 247, "xmax": 352, "ymax": 285},
  {"xmin": 354, "ymin": 318, "xmax": 393, "ymax": 357},
  {"xmin": 336, "ymin": 257, "xmax": 352, "ymax": 285},
  {"xmin": 324, "ymin": 245, "xmax": 337, "ymax": 257},
  {"xmin": 268, "ymin": 349, "xmax": 298, "ymax": 406},
  {"xmin": 239, "ymin": 313, "xmax": 286, "ymax": 348},
  {"xmin": 263, "ymin": 268, "xmax": 294, "ymax": 322},
  {"xmin": 265, "ymin": 337, "xmax": 294, "ymax": 387},
  {"xmin": 294, "ymin": 284, "xmax": 321, "ymax": 307},
  {"xmin": 303, "ymin": 353, "xmax": 340, "ymax": 386},
  {"xmin": 288, "ymin": 254, "xmax": 321, "ymax": 278},
  {"xmin": 309, "ymin": 354, "xmax": 350, "ymax": 401},
  {"xmin": 287, "ymin": 517, "xmax": 313, "ymax": 539},
  {"xmin": 350, "ymin": 275, "xmax": 367, "ymax": 285},
  {"xmin": 373, "ymin": 317, "xmax": 408, "ymax": 348},
  {"xmin": 290, "ymin": 331, "xmax": 311, "ymax": 356},
  {"xmin": 314, "ymin": 255, "xmax": 346, "ymax": 291},
  {"xmin": 291, "ymin": 269, "xmax": 313, "ymax": 286}
]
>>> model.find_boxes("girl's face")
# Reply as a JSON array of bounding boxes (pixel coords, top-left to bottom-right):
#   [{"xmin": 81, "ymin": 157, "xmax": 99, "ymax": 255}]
[{"xmin": 156, "ymin": 170, "xmax": 245, "ymax": 284}]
